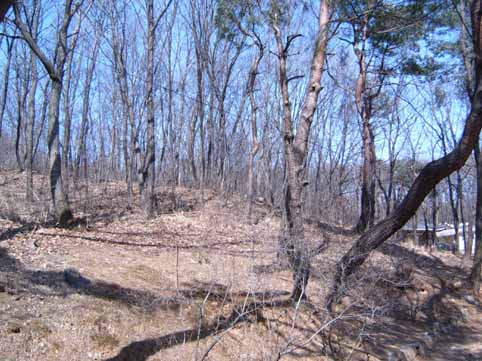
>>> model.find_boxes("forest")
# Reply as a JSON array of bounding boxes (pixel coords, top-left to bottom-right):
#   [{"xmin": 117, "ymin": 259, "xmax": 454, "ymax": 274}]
[{"xmin": 1, "ymin": 0, "xmax": 482, "ymax": 360}]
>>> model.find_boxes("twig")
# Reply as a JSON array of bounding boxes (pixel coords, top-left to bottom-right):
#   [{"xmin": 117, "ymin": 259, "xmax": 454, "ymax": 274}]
[
  {"xmin": 328, "ymin": 339, "xmax": 383, "ymax": 361},
  {"xmin": 199, "ymin": 327, "xmax": 230, "ymax": 361}
]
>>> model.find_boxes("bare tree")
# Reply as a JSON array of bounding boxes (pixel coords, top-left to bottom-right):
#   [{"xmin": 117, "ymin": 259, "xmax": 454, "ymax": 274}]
[
  {"xmin": 61, "ymin": 16, "xmax": 82, "ymax": 187},
  {"xmin": 217, "ymin": 1, "xmax": 266, "ymax": 221},
  {"xmin": 108, "ymin": 0, "xmax": 137, "ymax": 200},
  {"xmin": 246, "ymin": 39, "xmax": 264, "ymax": 222},
  {"xmin": 25, "ymin": 0, "xmax": 41, "ymax": 201},
  {"xmin": 13, "ymin": 0, "xmax": 83, "ymax": 223},
  {"xmin": 206, "ymin": 37, "xmax": 245, "ymax": 191},
  {"xmin": 141, "ymin": 0, "xmax": 173, "ymax": 217},
  {"xmin": 13, "ymin": 43, "xmax": 28, "ymax": 172},
  {"xmin": 270, "ymin": 0, "xmax": 332, "ymax": 300},
  {"xmin": 74, "ymin": 16, "xmax": 102, "ymax": 181}
]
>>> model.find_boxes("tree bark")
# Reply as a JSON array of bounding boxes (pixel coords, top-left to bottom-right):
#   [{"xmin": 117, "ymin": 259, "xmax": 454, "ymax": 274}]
[
  {"xmin": 471, "ymin": 142, "xmax": 482, "ymax": 292},
  {"xmin": 48, "ymin": 79, "xmax": 72, "ymax": 223},
  {"xmin": 354, "ymin": 6, "xmax": 377, "ymax": 233},
  {"xmin": 142, "ymin": 0, "xmax": 157, "ymax": 218}
]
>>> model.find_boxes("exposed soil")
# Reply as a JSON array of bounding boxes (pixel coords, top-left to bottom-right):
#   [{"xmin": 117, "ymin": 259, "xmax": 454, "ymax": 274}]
[{"xmin": 0, "ymin": 170, "xmax": 481, "ymax": 361}]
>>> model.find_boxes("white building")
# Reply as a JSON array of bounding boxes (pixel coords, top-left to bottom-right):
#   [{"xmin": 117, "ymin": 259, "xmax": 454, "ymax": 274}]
[{"xmin": 435, "ymin": 223, "xmax": 476, "ymax": 255}]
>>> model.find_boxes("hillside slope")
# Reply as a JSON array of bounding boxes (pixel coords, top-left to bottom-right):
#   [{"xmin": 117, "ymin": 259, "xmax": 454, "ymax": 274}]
[{"xmin": 0, "ymin": 171, "xmax": 481, "ymax": 361}]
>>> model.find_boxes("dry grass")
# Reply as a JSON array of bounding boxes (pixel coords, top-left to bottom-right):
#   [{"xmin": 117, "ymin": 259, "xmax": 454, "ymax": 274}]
[{"xmin": 1, "ymin": 170, "xmax": 481, "ymax": 361}]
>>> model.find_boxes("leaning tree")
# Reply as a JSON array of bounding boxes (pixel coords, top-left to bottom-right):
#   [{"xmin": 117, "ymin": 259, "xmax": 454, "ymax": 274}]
[{"xmin": 328, "ymin": 0, "xmax": 482, "ymax": 309}]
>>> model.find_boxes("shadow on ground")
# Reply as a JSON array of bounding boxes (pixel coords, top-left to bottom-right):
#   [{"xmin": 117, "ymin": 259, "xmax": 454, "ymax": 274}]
[
  {"xmin": 103, "ymin": 298, "xmax": 294, "ymax": 361},
  {"xmin": 379, "ymin": 243, "xmax": 466, "ymax": 280},
  {"xmin": 0, "ymin": 245, "xmax": 182, "ymax": 312}
]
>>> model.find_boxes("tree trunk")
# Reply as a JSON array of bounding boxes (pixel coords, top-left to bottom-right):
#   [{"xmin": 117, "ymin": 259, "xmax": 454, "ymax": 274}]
[
  {"xmin": 354, "ymin": 13, "xmax": 376, "ymax": 233},
  {"xmin": 246, "ymin": 41, "xmax": 264, "ymax": 223},
  {"xmin": 431, "ymin": 188, "xmax": 438, "ymax": 249},
  {"xmin": 356, "ymin": 119, "xmax": 376, "ymax": 232},
  {"xmin": 48, "ymin": 80, "xmax": 73, "ymax": 223},
  {"xmin": 123, "ymin": 111, "xmax": 132, "ymax": 200},
  {"xmin": 196, "ymin": 59, "xmax": 205, "ymax": 197},
  {"xmin": 218, "ymin": 105, "xmax": 227, "ymax": 190},
  {"xmin": 14, "ymin": 97, "xmax": 24, "ymax": 171},
  {"xmin": 33, "ymin": 82, "xmax": 48, "ymax": 161},
  {"xmin": 188, "ymin": 115, "xmax": 198, "ymax": 184},
  {"xmin": 74, "ymin": 37, "xmax": 99, "ymax": 180},
  {"xmin": 467, "ymin": 219, "xmax": 474, "ymax": 259},
  {"xmin": 457, "ymin": 171, "xmax": 468, "ymax": 255},
  {"xmin": 0, "ymin": 38, "xmax": 13, "ymax": 139},
  {"xmin": 471, "ymin": 142, "xmax": 482, "ymax": 293},
  {"xmin": 273, "ymin": 0, "xmax": 331, "ymax": 300},
  {"xmin": 61, "ymin": 24, "xmax": 80, "ymax": 188},
  {"xmin": 14, "ymin": 55, "xmax": 27, "ymax": 173},
  {"xmin": 26, "ymin": 43, "xmax": 38, "ymax": 201},
  {"xmin": 142, "ymin": 0, "xmax": 156, "ymax": 218},
  {"xmin": 206, "ymin": 91, "xmax": 215, "ymax": 184}
]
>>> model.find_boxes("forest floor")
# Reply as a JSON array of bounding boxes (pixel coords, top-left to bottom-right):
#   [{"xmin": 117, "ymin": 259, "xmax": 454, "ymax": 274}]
[{"xmin": 0, "ymin": 170, "xmax": 482, "ymax": 361}]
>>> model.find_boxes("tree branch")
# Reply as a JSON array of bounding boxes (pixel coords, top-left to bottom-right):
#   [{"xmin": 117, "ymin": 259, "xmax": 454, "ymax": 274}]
[{"xmin": 13, "ymin": 4, "xmax": 60, "ymax": 82}]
